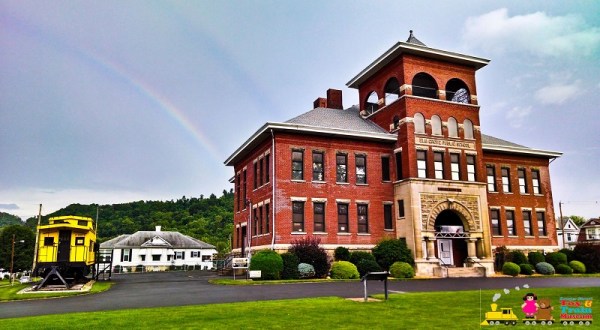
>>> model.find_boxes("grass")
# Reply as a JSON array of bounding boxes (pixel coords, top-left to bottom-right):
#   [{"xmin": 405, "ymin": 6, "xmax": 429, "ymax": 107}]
[
  {"xmin": 0, "ymin": 279, "xmax": 113, "ymax": 301},
  {"xmin": 0, "ymin": 286, "xmax": 596, "ymax": 329}
]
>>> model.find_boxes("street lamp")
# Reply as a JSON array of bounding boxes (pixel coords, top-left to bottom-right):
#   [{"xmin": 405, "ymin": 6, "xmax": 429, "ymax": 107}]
[{"xmin": 10, "ymin": 234, "xmax": 25, "ymax": 286}]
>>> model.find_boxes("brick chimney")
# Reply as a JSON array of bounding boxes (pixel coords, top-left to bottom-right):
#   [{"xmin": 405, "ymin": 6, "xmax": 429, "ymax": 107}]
[
  {"xmin": 327, "ymin": 88, "xmax": 343, "ymax": 109},
  {"xmin": 313, "ymin": 97, "xmax": 327, "ymax": 109}
]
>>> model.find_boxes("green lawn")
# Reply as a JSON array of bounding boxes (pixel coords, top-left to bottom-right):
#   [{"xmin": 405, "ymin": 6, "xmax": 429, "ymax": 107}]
[
  {"xmin": 0, "ymin": 287, "xmax": 596, "ymax": 329},
  {"xmin": 0, "ymin": 280, "xmax": 112, "ymax": 301}
]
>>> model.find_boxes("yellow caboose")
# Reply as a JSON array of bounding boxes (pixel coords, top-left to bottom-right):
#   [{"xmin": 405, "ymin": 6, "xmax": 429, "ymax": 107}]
[{"xmin": 34, "ymin": 215, "xmax": 97, "ymax": 287}]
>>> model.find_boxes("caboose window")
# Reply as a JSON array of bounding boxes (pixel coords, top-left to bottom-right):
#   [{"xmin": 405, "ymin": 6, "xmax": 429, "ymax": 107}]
[
  {"xmin": 75, "ymin": 237, "xmax": 84, "ymax": 245},
  {"xmin": 44, "ymin": 237, "xmax": 54, "ymax": 246}
]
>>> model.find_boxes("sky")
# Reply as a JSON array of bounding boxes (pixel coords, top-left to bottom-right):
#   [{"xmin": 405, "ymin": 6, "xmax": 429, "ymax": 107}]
[{"xmin": 1, "ymin": 1, "xmax": 599, "ymax": 221}]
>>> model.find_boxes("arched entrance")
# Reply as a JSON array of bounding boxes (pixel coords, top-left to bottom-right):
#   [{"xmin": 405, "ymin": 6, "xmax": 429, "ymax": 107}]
[{"xmin": 434, "ymin": 210, "xmax": 468, "ymax": 267}]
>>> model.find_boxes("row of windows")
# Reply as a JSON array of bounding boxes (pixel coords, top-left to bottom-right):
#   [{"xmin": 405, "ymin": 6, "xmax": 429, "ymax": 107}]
[
  {"xmin": 292, "ymin": 150, "xmax": 373, "ymax": 184},
  {"xmin": 252, "ymin": 203, "xmax": 270, "ymax": 236},
  {"xmin": 413, "ymin": 113, "xmax": 474, "ymax": 139},
  {"xmin": 416, "ymin": 150, "xmax": 477, "ymax": 181},
  {"xmin": 486, "ymin": 166, "xmax": 541, "ymax": 195},
  {"xmin": 120, "ymin": 250, "xmax": 211, "ymax": 262},
  {"xmin": 291, "ymin": 201, "xmax": 395, "ymax": 234},
  {"xmin": 235, "ymin": 152, "xmax": 271, "ymax": 212},
  {"xmin": 489, "ymin": 208, "xmax": 547, "ymax": 237}
]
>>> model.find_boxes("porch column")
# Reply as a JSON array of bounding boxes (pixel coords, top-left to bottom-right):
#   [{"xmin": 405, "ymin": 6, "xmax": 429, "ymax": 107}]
[
  {"xmin": 426, "ymin": 238, "xmax": 436, "ymax": 259},
  {"xmin": 467, "ymin": 238, "xmax": 477, "ymax": 259}
]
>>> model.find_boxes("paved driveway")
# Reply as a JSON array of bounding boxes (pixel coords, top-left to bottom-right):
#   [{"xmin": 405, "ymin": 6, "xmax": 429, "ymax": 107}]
[{"xmin": 1, "ymin": 271, "xmax": 598, "ymax": 319}]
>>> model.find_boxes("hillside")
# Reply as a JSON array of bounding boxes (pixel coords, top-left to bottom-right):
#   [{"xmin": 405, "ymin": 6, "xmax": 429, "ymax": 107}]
[
  {"xmin": 23, "ymin": 190, "xmax": 234, "ymax": 252},
  {"xmin": 0, "ymin": 212, "xmax": 24, "ymax": 227}
]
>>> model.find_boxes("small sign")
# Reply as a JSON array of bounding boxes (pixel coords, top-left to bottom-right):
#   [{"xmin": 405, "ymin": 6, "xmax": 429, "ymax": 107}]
[
  {"xmin": 249, "ymin": 270, "xmax": 262, "ymax": 279},
  {"xmin": 232, "ymin": 257, "xmax": 249, "ymax": 269}
]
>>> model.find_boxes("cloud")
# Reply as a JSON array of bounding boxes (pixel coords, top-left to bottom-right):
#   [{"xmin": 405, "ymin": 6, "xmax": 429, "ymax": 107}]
[
  {"xmin": 0, "ymin": 203, "xmax": 20, "ymax": 210},
  {"xmin": 534, "ymin": 81, "xmax": 582, "ymax": 105},
  {"xmin": 462, "ymin": 8, "xmax": 600, "ymax": 57},
  {"xmin": 506, "ymin": 106, "xmax": 532, "ymax": 128}
]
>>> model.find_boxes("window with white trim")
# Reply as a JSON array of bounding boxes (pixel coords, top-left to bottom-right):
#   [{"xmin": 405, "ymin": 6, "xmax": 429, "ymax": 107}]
[
  {"xmin": 434, "ymin": 152, "xmax": 444, "ymax": 179},
  {"xmin": 518, "ymin": 168, "xmax": 527, "ymax": 194},
  {"xmin": 417, "ymin": 150, "xmax": 427, "ymax": 178},
  {"xmin": 532, "ymin": 170, "xmax": 541, "ymax": 194},
  {"xmin": 450, "ymin": 153, "xmax": 460, "ymax": 180},
  {"xmin": 501, "ymin": 167, "xmax": 511, "ymax": 193}
]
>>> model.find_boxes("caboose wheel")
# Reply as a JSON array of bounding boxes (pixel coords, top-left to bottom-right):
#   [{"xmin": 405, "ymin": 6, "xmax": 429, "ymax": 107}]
[
  {"xmin": 531, "ymin": 321, "xmax": 536, "ymax": 325},
  {"xmin": 524, "ymin": 320, "xmax": 530, "ymax": 325},
  {"xmin": 541, "ymin": 321, "xmax": 546, "ymax": 325},
  {"xmin": 511, "ymin": 321, "xmax": 516, "ymax": 326},
  {"xmin": 547, "ymin": 321, "xmax": 552, "ymax": 325}
]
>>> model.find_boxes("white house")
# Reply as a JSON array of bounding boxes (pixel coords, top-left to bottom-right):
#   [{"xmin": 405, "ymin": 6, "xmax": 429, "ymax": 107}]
[
  {"xmin": 100, "ymin": 226, "xmax": 217, "ymax": 272},
  {"xmin": 556, "ymin": 218, "xmax": 580, "ymax": 250}
]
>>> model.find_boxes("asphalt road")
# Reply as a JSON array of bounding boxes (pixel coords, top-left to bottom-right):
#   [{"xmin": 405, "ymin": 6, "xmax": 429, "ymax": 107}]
[{"xmin": 1, "ymin": 271, "xmax": 599, "ymax": 319}]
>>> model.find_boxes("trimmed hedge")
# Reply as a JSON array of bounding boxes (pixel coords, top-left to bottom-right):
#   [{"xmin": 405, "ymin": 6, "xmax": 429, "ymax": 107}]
[
  {"xmin": 569, "ymin": 260, "xmax": 586, "ymax": 274},
  {"xmin": 334, "ymin": 246, "xmax": 351, "ymax": 261},
  {"xmin": 535, "ymin": 262, "xmax": 555, "ymax": 275},
  {"xmin": 356, "ymin": 259, "xmax": 382, "ymax": 277},
  {"xmin": 389, "ymin": 261, "xmax": 415, "ymax": 278},
  {"xmin": 502, "ymin": 262, "xmax": 520, "ymax": 276},
  {"xmin": 559, "ymin": 248, "xmax": 575, "ymax": 262},
  {"xmin": 545, "ymin": 252, "xmax": 567, "ymax": 267},
  {"xmin": 249, "ymin": 250, "xmax": 283, "ymax": 280},
  {"xmin": 527, "ymin": 251, "xmax": 545, "ymax": 266},
  {"xmin": 372, "ymin": 238, "xmax": 414, "ymax": 270},
  {"xmin": 519, "ymin": 263, "xmax": 534, "ymax": 275},
  {"xmin": 280, "ymin": 252, "xmax": 300, "ymax": 280},
  {"xmin": 330, "ymin": 261, "xmax": 360, "ymax": 279},
  {"xmin": 556, "ymin": 264, "xmax": 573, "ymax": 275},
  {"xmin": 506, "ymin": 250, "xmax": 528, "ymax": 265},
  {"xmin": 350, "ymin": 251, "xmax": 376, "ymax": 266},
  {"xmin": 298, "ymin": 263, "xmax": 315, "ymax": 279}
]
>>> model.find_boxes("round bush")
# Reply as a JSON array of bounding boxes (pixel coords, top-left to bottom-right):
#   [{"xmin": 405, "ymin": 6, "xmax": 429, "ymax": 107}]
[
  {"xmin": 527, "ymin": 251, "xmax": 545, "ymax": 266},
  {"xmin": 389, "ymin": 261, "xmax": 415, "ymax": 278},
  {"xmin": 298, "ymin": 263, "xmax": 315, "ymax": 279},
  {"xmin": 545, "ymin": 252, "xmax": 567, "ymax": 267},
  {"xmin": 569, "ymin": 260, "xmax": 586, "ymax": 274},
  {"xmin": 372, "ymin": 238, "xmax": 414, "ymax": 270},
  {"xmin": 502, "ymin": 262, "xmax": 520, "ymax": 276},
  {"xmin": 334, "ymin": 246, "xmax": 351, "ymax": 261},
  {"xmin": 280, "ymin": 252, "xmax": 300, "ymax": 280},
  {"xmin": 289, "ymin": 237, "xmax": 330, "ymax": 278},
  {"xmin": 559, "ymin": 248, "xmax": 575, "ymax": 262},
  {"xmin": 506, "ymin": 250, "xmax": 528, "ymax": 265},
  {"xmin": 519, "ymin": 263, "xmax": 534, "ymax": 275},
  {"xmin": 330, "ymin": 261, "xmax": 359, "ymax": 279},
  {"xmin": 249, "ymin": 250, "xmax": 283, "ymax": 280},
  {"xmin": 556, "ymin": 264, "xmax": 573, "ymax": 275},
  {"xmin": 535, "ymin": 262, "xmax": 555, "ymax": 275},
  {"xmin": 349, "ymin": 251, "xmax": 376, "ymax": 266},
  {"xmin": 356, "ymin": 258, "xmax": 382, "ymax": 277}
]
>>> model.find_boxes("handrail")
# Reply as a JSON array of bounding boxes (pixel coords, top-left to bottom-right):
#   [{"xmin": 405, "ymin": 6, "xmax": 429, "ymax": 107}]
[{"xmin": 436, "ymin": 257, "xmax": 451, "ymax": 268}]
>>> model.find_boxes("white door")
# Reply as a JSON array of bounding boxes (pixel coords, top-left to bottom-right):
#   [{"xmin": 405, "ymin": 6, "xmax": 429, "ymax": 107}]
[{"xmin": 437, "ymin": 239, "xmax": 453, "ymax": 266}]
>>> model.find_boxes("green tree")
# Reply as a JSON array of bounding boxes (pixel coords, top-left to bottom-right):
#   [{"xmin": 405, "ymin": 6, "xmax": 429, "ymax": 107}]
[
  {"xmin": 0, "ymin": 212, "xmax": 23, "ymax": 228},
  {"xmin": 0, "ymin": 225, "xmax": 35, "ymax": 271}
]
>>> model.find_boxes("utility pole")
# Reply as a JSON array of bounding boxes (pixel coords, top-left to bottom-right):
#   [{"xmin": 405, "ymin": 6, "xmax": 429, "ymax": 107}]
[
  {"xmin": 31, "ymin": 204, "xmax": 42, "ymax": 274},
  {"xmin": 559, "ymin": 201, "xmax": 566, "ymax": 249},
  {"xmin": 10, "ymin": 234, "xmax": 15, "ymax": 285}
]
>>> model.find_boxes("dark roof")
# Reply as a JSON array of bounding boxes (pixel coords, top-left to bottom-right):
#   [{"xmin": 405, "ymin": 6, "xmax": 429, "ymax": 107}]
[
  {"xmin": 481, "ymin": 134, "xmax": 527, "ymax": 149},
  {"xmin": 100, "ymin": 230, "xmax": 215, "ymax": 249},
  {"xmin": 406, "ymin": 30, "xmax": 426, "ymax": 47},
  {"xmin": 581, "ymin": 218, "xmax": 600, "ymax": 228},
  {"xmin": 285, "ymin": 106, "xmax": 391, "ymax": 135}
]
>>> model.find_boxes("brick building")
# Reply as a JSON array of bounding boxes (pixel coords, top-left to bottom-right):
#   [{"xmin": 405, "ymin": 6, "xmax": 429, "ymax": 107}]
[{"xmin": 224, "ymin": 32, "xmax": 562, "ymax": 276}]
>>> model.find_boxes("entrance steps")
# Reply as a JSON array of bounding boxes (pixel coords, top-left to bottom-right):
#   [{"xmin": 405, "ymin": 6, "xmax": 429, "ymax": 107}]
[{"xmin": 434, "ymin": 266, "xmax": 486, "ymax": 278}]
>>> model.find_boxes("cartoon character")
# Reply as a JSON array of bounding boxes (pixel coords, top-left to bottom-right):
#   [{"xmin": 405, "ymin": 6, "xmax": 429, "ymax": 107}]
[
  {"xmin": 536, "ymin": 298, "xmax": 554, "ymax": 321},
  {"xmin": 522, "ymin": 293, "xmax": 539, "ymax": 318}
]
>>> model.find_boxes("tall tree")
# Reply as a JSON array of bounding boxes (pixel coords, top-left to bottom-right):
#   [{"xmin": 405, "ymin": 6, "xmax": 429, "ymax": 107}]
[{"xmin": 0, "ymin": 225, "xmax": 35, "ymax": 271}]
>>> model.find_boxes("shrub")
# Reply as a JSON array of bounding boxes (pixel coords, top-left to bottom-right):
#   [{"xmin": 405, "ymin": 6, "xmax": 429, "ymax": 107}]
[
  {"xmin": 573, "ymin": 243, "xmax": 600, "ymax": 273},
  {"xmin": 280, "ymin": 252, "xmax": 300, "ymax": 280},
  {"xmin": 519, "ymin": 263, "xmax": 534, "ymax": 275},
  {"xmin": 298, "ymin": 263, "xmax": 315, "ymax": 279},
  {"xmin": 506, "ymin": 250, "xmax": 528, "ymax": 265},
  {"xmin": 330, "ymin": 261, "xmax": 359, "ymax": 279},
  {"xmin": 493, "ymin": 246, "xmax": 508, "ymax": 272},
  {"xmin": 502, "ymin": 262, "xmax": 520, "ymax": 276},
  {"xmin": 559, "ymin": 248, "xmax": 575, "ymax": 262},
  {"xmin": 372, "ymin": 238, "xmax": 414, "ymax": 270},
  {"xmin": 389, "ymin": 261, "xmax": 415, "ymax": 278},
  {"xmin": 545, "ymin": 252, "xmax": 567, "ymax": 267},
  {"xmin": 527, "ymin": 251, "xmax": 545, "ymax": 266},
  {"xmin": 535, "ymin": 262, "xmax": 555, "ymax": 275},
  {"xmin": 349, "ymin": 251, "xmax": 376, "ymax": 266},
  {"xmin": 569, "ymin": 260, "xmax": 586, "ymax": 274},
  {"xmin": 334, "ymin": 246, "xmax": 351, "ymax": 261},
  {"xmin": 556, "ymin": 264, "xmax": 573, "ymax": 275},
  {"xmin": 356, "ymin": 259, "xmax": 382, "ymax": 277},
  {"xmin": 249, "ymin": 250, "xmax": 283, "ymax": 280},
  {"xmin": 289, "ymin": 237, "xmax": 330, "ymax": 278}
]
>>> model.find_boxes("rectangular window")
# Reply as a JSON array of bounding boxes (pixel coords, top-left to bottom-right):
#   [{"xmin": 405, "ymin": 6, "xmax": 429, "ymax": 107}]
[
  {"xmin": 537, "ymin": 211, "xmax": 547, "ymax": 236},
  {"xmin": 236, "ymin": 173, "xmax": 241, "ymax": 212},
  {"xmin": 338, "ymin": 203, "xmax": 349, "ymax": 232},
  {"xmin": 292, "ymin": 201, "xmax": 305, "ymax": 232},
  {"xmin": 253, "ymin": 207, "xmax": 259, "ymax": 236},
  {"xmin": 191, "ymin": 251, "xmax": 200, "ymax": 258},
  {"xmin": 312, "ymin": 151, "xmax": 324, "ymax": 181},
  {"xmin": 397, "ymin": 200, "xmax": 405, "ymax": 218},
  {"xmin": 242, "ymin": 170, "xmax": 247, "ymax": 208},
  {"xmin": 75, "ymin": 237, "xmax": 84, "ymax": 245},
  {"xmin": 395, "ymin": 152, "xmax": 404, "ymax": 180},
  {"xmin": 292, "ymin": 150, "xmax": 304, "ymax": 180},
  {"xmin": 417, "ymin": 150, "xmax": 427, "ymax": 178},
  {"xmin": 522, "ymin": 210, "xmax": 532, "ymax": 236},
  {"xmin": 532, "ymin": 170, "xmax": 541, "ymax": 194},
  {"xmin": 44, "ymin": 237, "xmax": 54, "ymax": 246},
  {"xmin": 384, "ymin": 204, "xmax": 393, "ymax": 230},
  {"xmin": 357, "ymin": 204, "xmax": 369, "ymax": 233},
  {"xmin": 381, "ymin": 156, "xmax": 390, "ymax": 181},
  {"xmin": 175, "ymin": 251, "xmax": 184, "ymax": 260},
  {"xmin": 487, "ymin": 165, "xmax": 496, "ymax": 192},
  {"xmin": 356, "ymin": 155, "xmax": 367, "ymax": 184},
  {"xmin": 202, "ymin": 255, "xmax": 212, "ymax": 262},
  {"xmin": 140, "ymin": 255, "xmax": 146, "ymax": 262},
  {"xmin": 265, "ymin": 154, "xmax": 270, "ymax": 183},
  {"xmin": 518, "ymin": 168, "xmax": 528, "ymax": 194},
  {"xmin": 501, "ymin": 168, "xmax": 511, "ymax": 193},
  {"xmin": 152, "ymin": 254, "xmax": 161, "ymax": 261},
  {"xmin": 450, "ymin": 153, "xmax": 460, "ymax": 180},
  {"xmin": 265, "ymin": 203, "xmax": 270, "ymax": 233},
  {"xmin": 258, "ymin": 206, "xmax": 263, "ymax": 235},
  {"xmin": 506, "ymin": 210, "xmax": 516, "ymax": 235},
  {"xmin": 466, "ymin": 155, "xmax": 476, "ymax": 182},
  {"xmin": 434, "ymin": 152, "xmax": 444, "ymax": 179},
  {"xmin": 259, "ymin": 157, "xmax": 264, "ymax": 186},
  {"xmin": 490, "ymin": 209, "xmax": 501, "ymax": 235},
  {"xmin": 253, "ymin": 162, "xmax": 258, "ymax": 189},
  {"xmin": 122, "ymin": 249, "xmax": 132, "ymax": 262},
  {"xmin": 314, "ymin": 202, "xmax": 325, "ymax": 232},
  {"xmin": 336, "ymin": 153, "xmax": 348, "ymax": 183}
]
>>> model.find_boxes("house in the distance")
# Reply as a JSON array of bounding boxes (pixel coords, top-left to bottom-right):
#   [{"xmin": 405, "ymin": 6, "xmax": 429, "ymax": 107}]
[
  {"xmin": 100, "ymin": 226, "xmax": 217, "ymax": 272},
  {"xmin": 578, "ymin": 218, "xmax": 600, "ymax": 244},
  {"xmin": 556, "ymin": 218, "xmax": 580, "ymax": 249}
]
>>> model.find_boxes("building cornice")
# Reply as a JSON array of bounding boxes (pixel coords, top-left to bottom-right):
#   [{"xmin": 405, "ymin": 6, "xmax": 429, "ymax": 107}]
[{"xmin": 482, "ymin": 143, "xmax": 562, "ymax": 159}]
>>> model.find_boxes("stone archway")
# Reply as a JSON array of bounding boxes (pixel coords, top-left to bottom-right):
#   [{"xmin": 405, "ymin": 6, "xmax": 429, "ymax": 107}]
[{"xmin": 425, "ymin": 198, "xmax": 477, "ymax": 232}]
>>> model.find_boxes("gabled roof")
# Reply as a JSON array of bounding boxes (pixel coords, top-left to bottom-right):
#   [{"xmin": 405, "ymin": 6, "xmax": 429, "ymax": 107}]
[
  {"xmin": 482, "ymin": 134, "xmax": 562, "ymax": 159},
  {"xmin": 581, "ymin": 218, "xmax": 600, "ymax": 228},
  {"xmin": 556, "ymin": 218, "xmax": 580, "ymax": 231},
  {"xmin": 100, "ymin": 230, "xmax": 215, "ymax": 249}
]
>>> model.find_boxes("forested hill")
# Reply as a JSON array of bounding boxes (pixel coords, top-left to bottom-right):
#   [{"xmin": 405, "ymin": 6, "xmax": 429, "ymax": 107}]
[
  {"xmin": 0, "ymin": 212, "xmax": 24, "ymax": 227},
  {"xmin": 24, "ymin": 190, "xmax": 234, "ymax": 252}
]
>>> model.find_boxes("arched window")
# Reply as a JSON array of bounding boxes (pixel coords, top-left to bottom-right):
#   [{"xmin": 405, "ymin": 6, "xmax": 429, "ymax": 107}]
[
  {"xmin": 393, "ymin": 115, "xmax": 400, "ymax": 129},
  {"xmin": 431, "ymin": 115, "xmax": 442, "ymax": 135},
  {"xmin": 463, "ymin": 119, "xmax": 474, "ymax": 139},
  {"xmin": 414, "ymin": 113, "xmax": 425, "ymax": 134},
  {"xmin": 384, "ymin": 77, "xmax": 400, "ymax": 104},
  {"xmin": 446, "ymin": 78, "xmax": 470, "ymax": 103},
  {"xmin": 448, "ymin": 117, "xmax": 458, "ymax": 138},
  {"xmin": 412, "ymin": 72, "xmax": 438, "ymax": 99},
  {"xmin": 365, "ymin": 91, "xmax": 379, "ymax": 115}
]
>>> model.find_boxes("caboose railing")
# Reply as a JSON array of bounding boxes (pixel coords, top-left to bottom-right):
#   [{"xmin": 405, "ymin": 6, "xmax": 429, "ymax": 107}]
[{"xmin": 37, "ymin": 245, "xmax": 94, "ymax": 264}]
